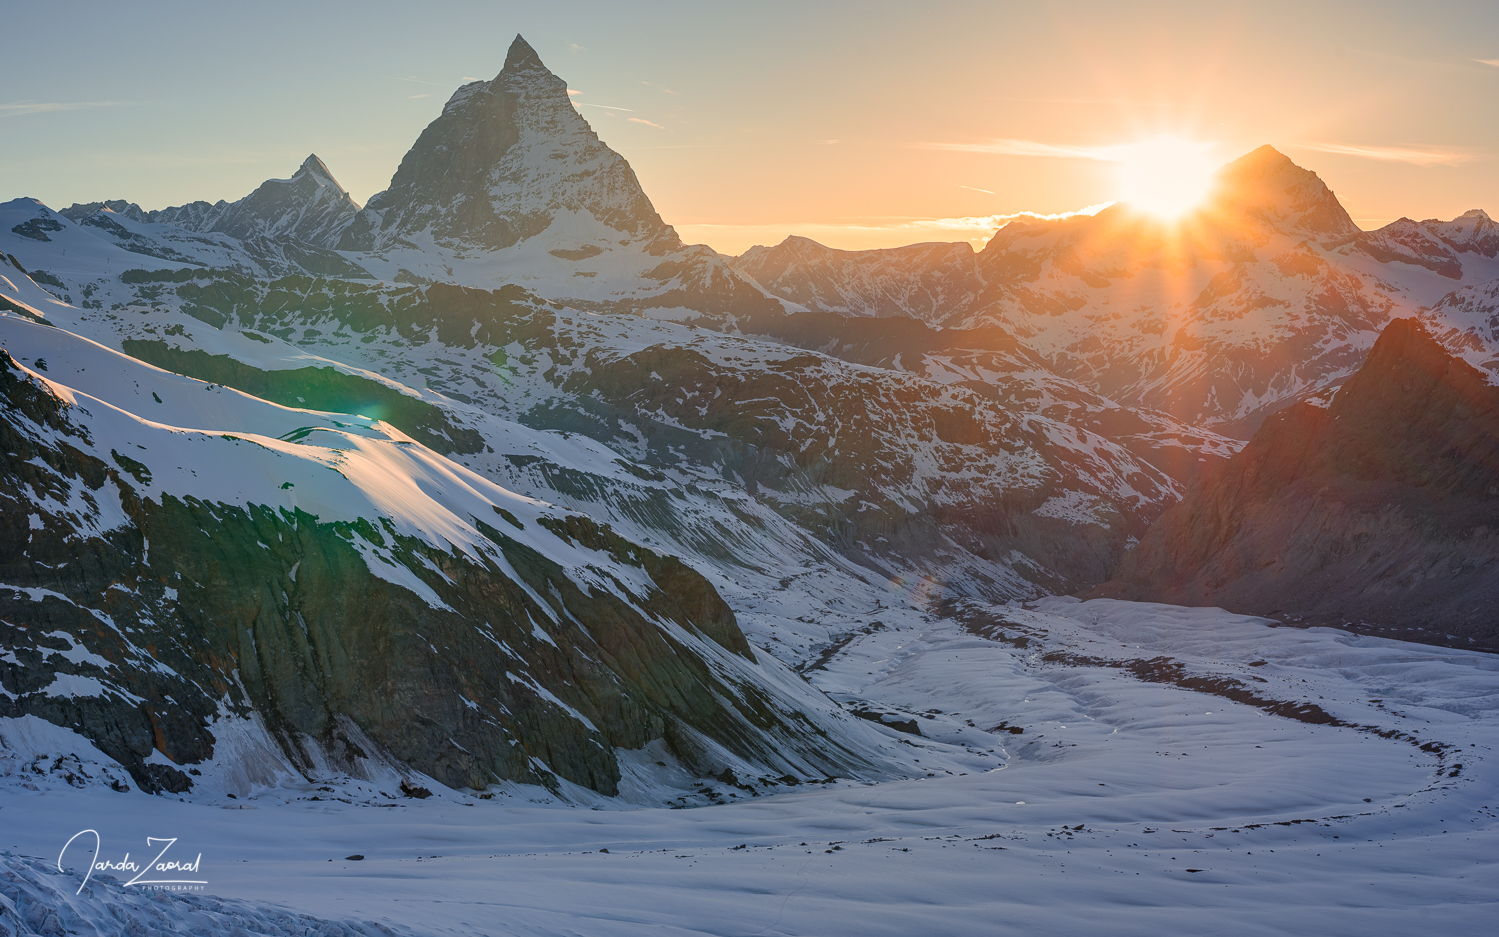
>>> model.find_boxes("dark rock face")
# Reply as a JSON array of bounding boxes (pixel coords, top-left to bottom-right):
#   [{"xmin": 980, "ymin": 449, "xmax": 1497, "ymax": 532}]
[
  {"xmin": 0, "ymin": 351, "xmax": 871, "ymax": 795},
  {"xmin": 1093, "ymin": 318, "xmax": 1499, "ymax": 649}
]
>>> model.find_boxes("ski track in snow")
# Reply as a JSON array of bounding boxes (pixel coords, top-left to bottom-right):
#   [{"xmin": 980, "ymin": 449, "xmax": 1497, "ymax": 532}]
[{"xmin": 3, "ymin": 598, "xmax": 1494, "ymax": 936}]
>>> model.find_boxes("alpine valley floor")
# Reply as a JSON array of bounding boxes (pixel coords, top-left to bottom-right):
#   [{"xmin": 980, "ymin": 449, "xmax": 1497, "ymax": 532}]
[{"xmin": 2, "ymin": 597, "xmax": 1494, "ymax": 937}]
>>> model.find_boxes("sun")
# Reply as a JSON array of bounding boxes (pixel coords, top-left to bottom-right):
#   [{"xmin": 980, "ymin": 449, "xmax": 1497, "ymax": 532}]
[{"xmin": 1112, "ymin": 137, "xmax": 1218, "ymax": 219}]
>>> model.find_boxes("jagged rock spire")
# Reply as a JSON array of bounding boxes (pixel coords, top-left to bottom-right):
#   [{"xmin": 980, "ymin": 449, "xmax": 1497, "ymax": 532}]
[
  {"xmin": 504, "ymin": 34, "xmax": 544, "ymax": 72},
  {"xmin": 299, "ymin": 153, "xmax": 336, "ymax": 180}
]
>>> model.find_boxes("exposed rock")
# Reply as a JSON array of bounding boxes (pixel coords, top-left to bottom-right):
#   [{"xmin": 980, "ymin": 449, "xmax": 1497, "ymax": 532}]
[
  {"xmin": 1091, "ymin": 318, "xmax": 1499, "ymax": 649},
  {"xmin": 0, "ymin": 344, "xmax": 880, "ymax": 794}
]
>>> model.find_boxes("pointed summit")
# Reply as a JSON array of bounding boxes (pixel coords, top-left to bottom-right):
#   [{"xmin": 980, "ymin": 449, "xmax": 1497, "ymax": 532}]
[
  {"xmin": 1209, "ymin": 145, "xmax": 1359, "ymax": 241},
  {"xmin": 504, "ymin": 34, "xmax": 545, "ymax": 72},
  {"xmin": 337, "ymin": 33, "xmax": 674, "ymax": 256},
  {"xmin": 141, "ymin": 153, "xmax": 362, "ymax": 246},
  {"xmin": 298, "ymin": 153, "xmax": 336, "ymax": 181}
]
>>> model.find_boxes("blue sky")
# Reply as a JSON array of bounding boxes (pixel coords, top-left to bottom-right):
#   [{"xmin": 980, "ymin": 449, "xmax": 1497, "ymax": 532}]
[{"xmin": 4, "ymin": 0, "xmax": 1498, "ymax": 252}]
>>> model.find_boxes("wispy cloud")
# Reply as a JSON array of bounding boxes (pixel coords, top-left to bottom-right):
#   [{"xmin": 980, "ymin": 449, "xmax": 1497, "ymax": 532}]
[
  {"xmin": 567, "ymin": 43, "xmax": 586, "ymax": 53},
  {"xmin": 628, "ymin": 117, "xmax": 665, "ymax": 129},
  {"xmin": 567, "ymin": 89, "xmax": 583, "ymax": 97},
  {"xmin": 902, "ymin": 205, "xmax": 1112, "ymax": 232},
  {"xmin": 957, "ymin": 184, "xmax": 995, "ymax": 195},
  {"xmin": 1295, "ymin": 142, "xmax": 1473, "ymax": 166},
  {"xmin": 393, "ymin": 76, "xmax": 444, "ymax": 86},
  {"xmin": 1477, "ymin": 58, "xmax": 1499, "ymax": 67},
  {"xmin": 406, "ymin": 94, "xmax": 430, "ymax": 99},
  {"xmin": 577, "ymin": 103, "xmax": 633, "ymax": 112},
  {"xmin": 0, "ymin": 100, "xmax": 143, "ymax": 117}
]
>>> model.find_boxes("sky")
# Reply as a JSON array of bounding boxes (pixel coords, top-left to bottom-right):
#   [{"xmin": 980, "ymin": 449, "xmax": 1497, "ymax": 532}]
[{"xmin": 3, "ymin": 0, "xmax": 1498, "ymax": 254}]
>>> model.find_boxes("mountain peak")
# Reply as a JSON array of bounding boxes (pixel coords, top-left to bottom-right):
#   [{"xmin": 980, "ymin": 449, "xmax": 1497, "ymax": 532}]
[
  {"xmin": 504, "ymin": 34, "xmax": 545, "ymax": 73},
  {"xmin": 338, "ymin": 32, "xmax": 678, "ymax": 258},
  {"xmin": 1209, "ymin": 144, "xmax": 1359, "ymax": 241},
  {"xmin": 1227, "ymin": 144, "xmax": 1297, "ymax": 175},
  {"xmin": 298, "ymin": 153, "xmax": 334, "ymax": 180}
]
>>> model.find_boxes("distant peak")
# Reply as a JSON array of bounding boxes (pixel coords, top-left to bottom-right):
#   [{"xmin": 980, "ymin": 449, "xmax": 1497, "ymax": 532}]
[
  {"xmin": 1458, "ymin": 208, "xmax": 1492, "ymax": 221},
  {"xmin": 504, "ymin": 34, "xmax": 545, "ymax": 72},
  {"xmin": 1211, "ymin": 144, "xmax": 1358, "ymax": 239},
  {"xmin": 1223, "ymin": 144, "xmax": 1298, "ymax": 178},
  {"xmin": 299, "ymin": 154, "xmax": 333, "ymax": 178}
]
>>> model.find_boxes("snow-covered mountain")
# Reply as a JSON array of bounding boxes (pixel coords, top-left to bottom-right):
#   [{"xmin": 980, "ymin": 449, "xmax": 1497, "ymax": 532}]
[
  {"xmin": 735, "ymin": 148, "xmax": 1499, "ymax": 435},
  {"xmin": 7, "ymin": 195, "xmax": 370, "ymax": 283},
  {"xmin": 732, "ymin": 237, "xmax": 985, "ymax": 324},
  {"xmin": 326, "ymin": 35, "xmax": 771, "ymax": 314},
  {"xmin": 0, "ymin": 310, "xmax": 901, "ymax": 797},
  {"xmin": 63, "ymin": 154, "xmax": 361, "ymax": 249}
]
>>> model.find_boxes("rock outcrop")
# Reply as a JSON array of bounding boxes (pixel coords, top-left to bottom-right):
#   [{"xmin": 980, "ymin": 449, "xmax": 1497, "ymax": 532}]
[{"xmin": 1092, "ymin": 318, "xmax": 1499, "ymax": 649}]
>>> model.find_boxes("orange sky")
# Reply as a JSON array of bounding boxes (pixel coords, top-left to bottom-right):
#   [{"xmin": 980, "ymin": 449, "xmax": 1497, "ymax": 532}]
[{"xmin": 4, "ymin": 1, "xmax": 1497, "ymax": 255}]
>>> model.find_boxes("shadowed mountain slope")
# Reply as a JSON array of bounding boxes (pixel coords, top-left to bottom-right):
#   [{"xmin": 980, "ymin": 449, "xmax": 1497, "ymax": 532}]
[{"xmin": 1091, "ymin": 318, "xmax": 1499, "ymax": 649}]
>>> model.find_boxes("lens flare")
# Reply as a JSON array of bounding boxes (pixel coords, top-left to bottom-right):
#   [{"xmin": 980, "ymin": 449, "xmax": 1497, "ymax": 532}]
[{"xmin": 1113, "ymin": 137, "xmax": 1218, "ymax": 219}]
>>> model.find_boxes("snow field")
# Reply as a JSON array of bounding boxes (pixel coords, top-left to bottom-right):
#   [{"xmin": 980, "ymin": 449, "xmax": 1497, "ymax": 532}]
[{"xmin": 3, "ymin": 599, "xmax": 1493, "ymax": 936}]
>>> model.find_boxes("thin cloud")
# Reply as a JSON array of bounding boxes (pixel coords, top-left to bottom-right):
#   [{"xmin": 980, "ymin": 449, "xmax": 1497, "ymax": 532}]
[
  {"xmin": 406, "ymin": 94, "xmax": 431, "ymax": 99},
  {"xmin": 628, "ymin": 117, "xmax": 665, "ymax": 129},
  {"xmin": 903, "ymin": 205, "xmax": 1112, "ymax": 232},
  {"xmin": 1476, "ymin": 58, "xmax": 1499, "ymax": 67},
  {"xmin": 393, "ymin": 77, "xmax": 444, "ymax": 86},
  {"xmin": 567, "ymin": 43, "xmax": 586, "ymax": 53},
  {"xmin": 0, "ymin": 100, "xmax": 143, "ymax": 117},
  {"xmin": 577, "ymin": 103, "xmax": 633, "ymax": 112},
  {"xmin": 1295, "ymin": 142, "xmax": 1473, "ymax": 166},
  {"xmin": 567, "ymin": 89, "xmax": 583, "ymax": 97},
  {"xmin": 957, "ymin": 184, "xmax": 995, "ymax": 195}
]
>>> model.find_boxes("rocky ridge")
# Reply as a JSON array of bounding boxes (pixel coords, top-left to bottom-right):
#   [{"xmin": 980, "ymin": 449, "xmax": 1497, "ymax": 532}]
[
  {"xmin": 1091, "ymin": 317, "xmax": 1499, "ymax": 648},
  {"xmin": 734, "ymin": 148, "xmax": 1499, "ymax": 435},
  {"xmin": 0, "ymin": 317, "xmax": 890, "ymax": 796}
]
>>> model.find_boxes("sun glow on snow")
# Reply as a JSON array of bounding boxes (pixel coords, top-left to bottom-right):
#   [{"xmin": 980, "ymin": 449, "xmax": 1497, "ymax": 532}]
[{"xmin": 1112, "ymin": 137, "xmax": 1218, "ymax": 219}]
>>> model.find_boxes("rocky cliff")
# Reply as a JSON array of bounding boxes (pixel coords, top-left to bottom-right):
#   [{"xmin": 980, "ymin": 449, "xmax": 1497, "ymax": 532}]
[
  {"xmin": 1092, "ymin": 318, "xmax": 1499, "ymax": 649},
  {"xmin": 0, "ymin": 322, "xmax": 884, "ymax": 795}
]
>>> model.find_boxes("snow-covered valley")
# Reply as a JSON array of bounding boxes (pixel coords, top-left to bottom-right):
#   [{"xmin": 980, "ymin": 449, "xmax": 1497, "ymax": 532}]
[{"xmin": 3, "ymin": 598, "xmax": 1494, "ymax": 936}]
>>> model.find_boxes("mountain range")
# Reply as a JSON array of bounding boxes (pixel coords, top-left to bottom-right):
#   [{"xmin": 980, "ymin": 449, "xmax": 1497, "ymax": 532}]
[{"xmin": 2, "ymin": 34, "xmax": 1496, "ymax": 801}]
